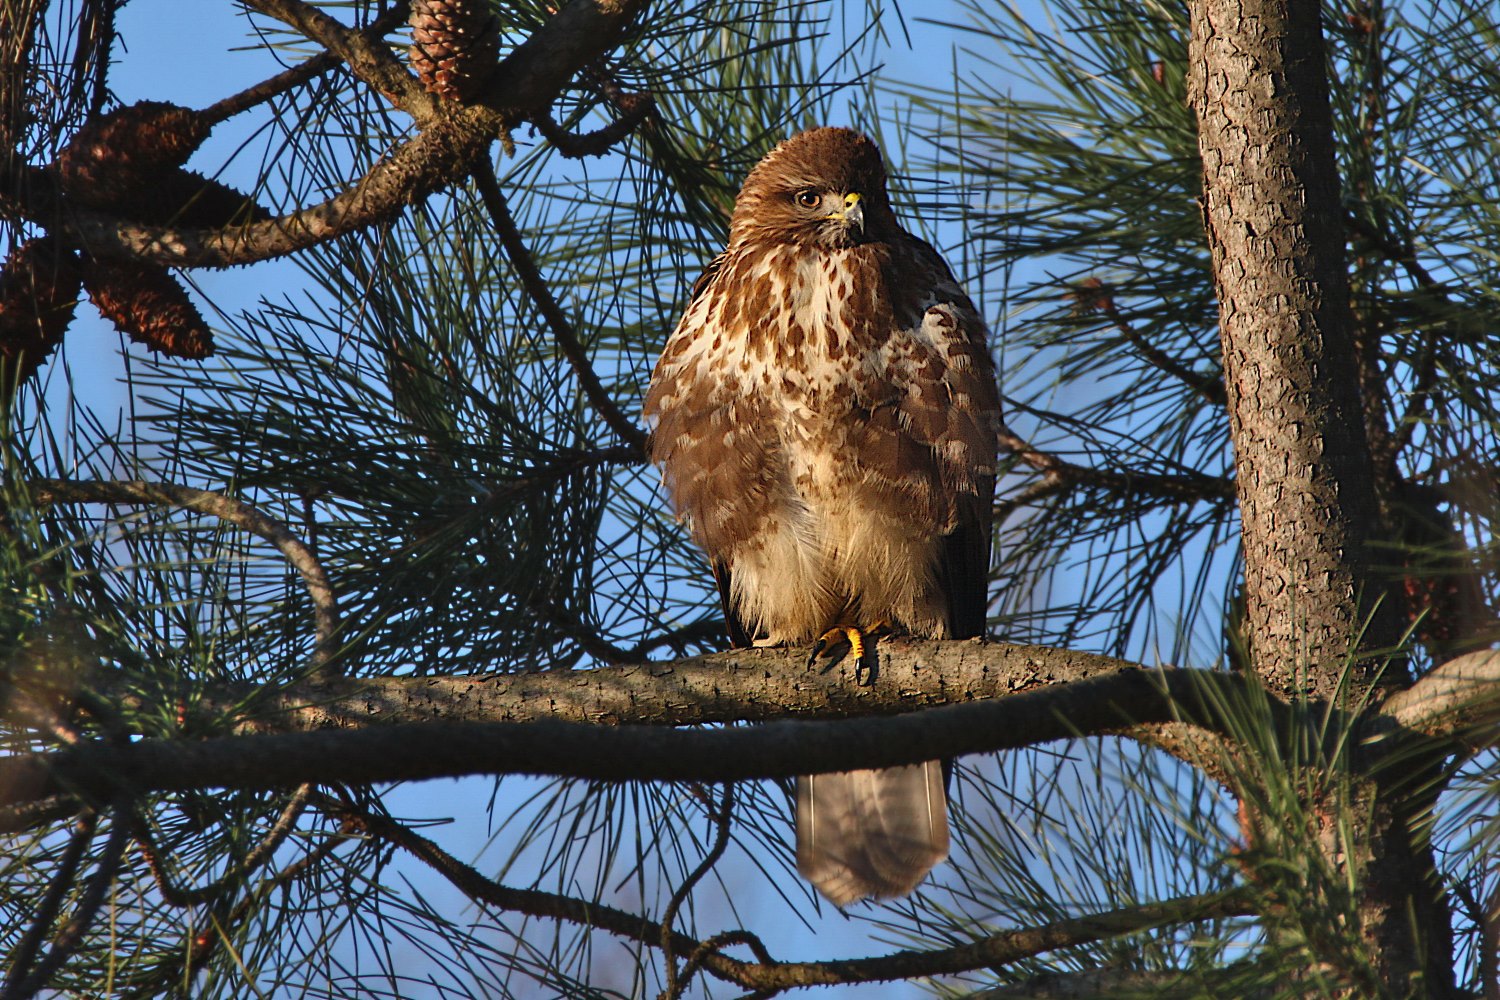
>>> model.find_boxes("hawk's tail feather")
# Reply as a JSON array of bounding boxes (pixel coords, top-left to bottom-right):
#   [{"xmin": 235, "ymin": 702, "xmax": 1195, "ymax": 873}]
[{"xmin": 795, "ymin": 761, "xmax": 949, "ymax": 906}]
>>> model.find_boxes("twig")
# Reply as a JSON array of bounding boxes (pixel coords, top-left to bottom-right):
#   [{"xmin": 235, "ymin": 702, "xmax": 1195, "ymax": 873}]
[
  {"xmin": 661, "ymin": 785, "xmax": 736, "ymax": 1000},
  {"xmin": 335, "ymin": 790, "xmax": 1250, "ymax": 990},
  {"xmin": 33, "ymin": 479, "xmax": 341, "ymax": 676},
  {"xmin": 121, "ymin": 816, "xmax": 358, "ymax": 1000},
  {"xmin": 997, "ymin": 425, "xmax": 1234, "ymax": 503},
  {"xmin": 205, "ymin": 3, "xmax": 415, "ymax": 124},
  {"xmin": 134, "ymin": 784, "xmax": 314, "ymax": 907},
  {"xmin": 0, "ymin": 811, "xmax": 98, "ymax": 998},
  {"xmin": 242, "ymin": 0, "xmax": 432, "ymax": 122},
  {"xmin": 1073, "ymin": 279, "xmax": 1225, "ymax": 404},
  {"xmin": 203, "ymin": 53, "xmax": 339, "ymax": 125},
  {"xmin": 1, "ymin": 801, "xmax": 130, "ymax": 1000},
  {"xmin": 0, "ymin": 796, "xmax": 83, "ymax": 835},
  {"xmin": 471, "ymin": 157, "xmax": 649, "ymax": 451},
  {"xmin": 530, "ymin": 91, "xmax": 655, "ymax": 158}
]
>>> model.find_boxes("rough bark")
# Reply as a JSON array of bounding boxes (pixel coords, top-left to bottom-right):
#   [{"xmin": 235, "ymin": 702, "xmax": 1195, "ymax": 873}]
[
  {"xmin": 1188, "ymin": 0, "xmax": 1399, "ymax": 701},
  {"xmin": 1187, "ymin": 1, "xmax": 1453, "ymax": 993},
  {"xmin": 2, "ymin": 665, "xmax": 1262, "ymax": 808}
]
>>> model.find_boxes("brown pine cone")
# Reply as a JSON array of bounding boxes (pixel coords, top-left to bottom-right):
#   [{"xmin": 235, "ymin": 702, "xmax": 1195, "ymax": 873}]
[
  {"xmin": 0, "ymin": 236, "xmax": 82, "ymax": 396},
  {"xmin": 82, "ymin": 259, "xmax": 213, "ymax": 359},
  {"xmin": 409, "ymin": 0, "xmax": 501, "ymax": 102},
  {"xmin": 57, "ymin": 101, "xmax": 211, "ymax": 212}
]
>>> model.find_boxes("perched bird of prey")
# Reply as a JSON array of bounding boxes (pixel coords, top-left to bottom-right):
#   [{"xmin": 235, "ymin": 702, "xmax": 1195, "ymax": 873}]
[{"xmin": 644, "ymin": 127, "xmax": 1001, "ymax": 905}]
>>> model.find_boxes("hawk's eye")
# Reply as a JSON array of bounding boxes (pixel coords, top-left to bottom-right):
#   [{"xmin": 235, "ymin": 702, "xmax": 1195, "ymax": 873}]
[{"xmin": 793, "ymin": 189, "xmax": 822, "ymax": 209}]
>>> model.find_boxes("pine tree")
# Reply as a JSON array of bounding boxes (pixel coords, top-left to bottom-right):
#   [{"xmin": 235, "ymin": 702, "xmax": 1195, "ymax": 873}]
[{"xmin": 1, "ymin": 0, "xmax": 1497, "ymax": 997}]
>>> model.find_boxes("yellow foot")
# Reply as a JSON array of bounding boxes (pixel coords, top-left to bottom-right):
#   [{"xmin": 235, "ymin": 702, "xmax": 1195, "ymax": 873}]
[{"xmin": 808, "ymin": 623, "xmax": 887, "ymax": 685}]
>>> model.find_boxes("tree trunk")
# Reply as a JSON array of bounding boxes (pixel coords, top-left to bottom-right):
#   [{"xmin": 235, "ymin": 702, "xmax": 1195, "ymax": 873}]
[
  {"xmin": 1187, "ymin": 0, "xmax": 1453, "ymax": 993},
  {"xmin": 1188, "ymin": 0, "xmax": 1398, "ymax": 702}
]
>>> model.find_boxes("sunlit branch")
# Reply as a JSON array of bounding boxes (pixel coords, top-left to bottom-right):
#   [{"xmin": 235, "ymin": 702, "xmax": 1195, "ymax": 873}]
[
  {"xmin": 0, "ymin": 667, "xmax": 1280, "ymax": 807},
  {"xmin": 1376, "ymin": 648, "xmax": 1500, "ymax": 746},
  {"xmin": 165, "ymin": 640, "xmax": 1146, "ymax": 733},
  {"xmin": 243, "ymin": 0, "xmax": 434, "ymax": 122},
  {"xmin": 202, "ymin": 2, "xmax": 419, "ymax": 127},
  {"xmin": 33, "ymin": 479, "xmax": 341, "ymax": 675},
  {"xmin": 471, "ymin": 157, "xmax": 649, "ymax": 451},
  {"xmin": 202, "ymin": 52, "xmax": 337, "ymax": 126}
]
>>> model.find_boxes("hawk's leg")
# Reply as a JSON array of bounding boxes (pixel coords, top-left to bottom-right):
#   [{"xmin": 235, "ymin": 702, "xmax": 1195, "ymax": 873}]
[{"xmin": 808, "ymin": 623, "xmax": 888, "ymax": 685}]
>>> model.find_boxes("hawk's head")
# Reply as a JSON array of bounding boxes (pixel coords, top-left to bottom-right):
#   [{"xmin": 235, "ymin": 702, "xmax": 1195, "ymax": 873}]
[{"xmin": 728, "ymin": 127, "xmax": 898, "ymax": 250}]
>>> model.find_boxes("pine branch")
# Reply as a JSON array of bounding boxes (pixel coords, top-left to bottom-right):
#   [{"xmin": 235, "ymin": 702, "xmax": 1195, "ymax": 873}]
[
  {"xmin": 326, "ymin": 792, "xmax": 1253, "ymax": 991},
  {"xmin": 149, "ymin": 640, "xmax": 1149, "ymax": 732},
  {"xmin": 530, "ymin": 91, "xmax": 655, "ymax": 158},
  {"xmin": 471, "ymin": 157, "xmax": 649, "ymax": 451},
  {"xmin": 33, "ymin": 478, "xmax": 341, "ymax": 675},
  {"xmin": 7, "ymin": 0, "xmax": 649, "ymax": 268},
  {"xmin": 1071, "ymin": 278, "xmax": 1225, "ymax": 404},
  {"xmin": 243, "ymin": 0, "xmax": 433, "ymax": 122},
  {"xmin": 998, "ymin": 425, "xmax": 1234, "ymax": 503},
  {"xmin": 0, "ymin": 810, "xmax": 98, "ymax": 998},
  {"xmin": 0, "ymin": 667, "xmax": 1285, "ymax": 808},
  {"xmin": 0, "ymin": 801, "xmax": 129, "ymax": 1000},
  {"xmin": 1376, "ymin": 648, "xmax": 1500, "ymax": 746},
  {"xmin": 132, "ymin": 784, "xmax": 313, "ymax": 908}
]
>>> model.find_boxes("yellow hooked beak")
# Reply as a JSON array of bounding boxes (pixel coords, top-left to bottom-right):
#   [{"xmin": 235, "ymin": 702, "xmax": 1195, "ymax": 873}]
[{"xmin": 830, "ymin": 191, "xmax": 865, "ymax": 233}]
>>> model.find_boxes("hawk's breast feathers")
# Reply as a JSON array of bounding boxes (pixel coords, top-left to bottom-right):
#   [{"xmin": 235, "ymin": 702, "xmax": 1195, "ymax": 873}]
[{"xmin": 644, "ymin": 131, "xmax": 999, "ymax": 644}]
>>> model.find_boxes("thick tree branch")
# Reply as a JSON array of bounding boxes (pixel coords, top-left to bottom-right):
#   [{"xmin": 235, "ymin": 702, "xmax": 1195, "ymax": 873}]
[
  {"xmin": 155, "ymin": 641, "xmax": 1142, "ymax": 732},
  {"xmin": 1377, "ymin": 648, "xmax": 1500, "ymax": 745},
  {"xmin": 0, "ymin": 667, "xmax": 1273, "ymax": 808}
]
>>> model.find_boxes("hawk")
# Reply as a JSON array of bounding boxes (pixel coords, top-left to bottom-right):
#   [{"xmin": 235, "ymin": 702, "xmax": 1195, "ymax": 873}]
[{"xmin": 644, "ymin": 127, "xmax": 1001, "ymax": 905}]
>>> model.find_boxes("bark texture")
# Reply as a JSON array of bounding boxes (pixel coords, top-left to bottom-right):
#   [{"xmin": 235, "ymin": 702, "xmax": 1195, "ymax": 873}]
[
  {"xmin": 1188, "ymin": 1, "xmax": 1453, "ymax": 992},
  {"xmin": 1189, "ymin": 0, "xmax": 1398, "ymax": 701}
]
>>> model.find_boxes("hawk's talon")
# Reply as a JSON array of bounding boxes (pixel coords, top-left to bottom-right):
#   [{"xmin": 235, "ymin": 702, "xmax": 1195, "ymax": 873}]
[{"xmin": 809, "ymin": 625, "xmax": 880, "ymax": 683}]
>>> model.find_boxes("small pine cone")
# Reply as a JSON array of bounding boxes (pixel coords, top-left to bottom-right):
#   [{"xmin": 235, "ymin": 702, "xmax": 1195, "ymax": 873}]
[
  {"xmin": 0, "ymin": 237, "xmax": 82, "ymax": 394},
  {"xmin": 82, "ymin": 259, "xmax": 213, "ymax": 359},
  {"xmin": 410, "ymin": 0, "xmax": 501, "ymax": 102},
  {"xmin": 57, "ymin": 101, "xmax": 211, "ymax": 211},
  {"xmin": 132, "ymin": 169, "xmax": 272, "ymax": 228}
]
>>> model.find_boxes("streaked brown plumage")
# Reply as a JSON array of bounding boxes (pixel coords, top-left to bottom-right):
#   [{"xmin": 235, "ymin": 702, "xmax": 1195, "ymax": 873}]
[{"xmin": 645, "ymin": 127, "xmax": 1001, "ymax": 905}]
